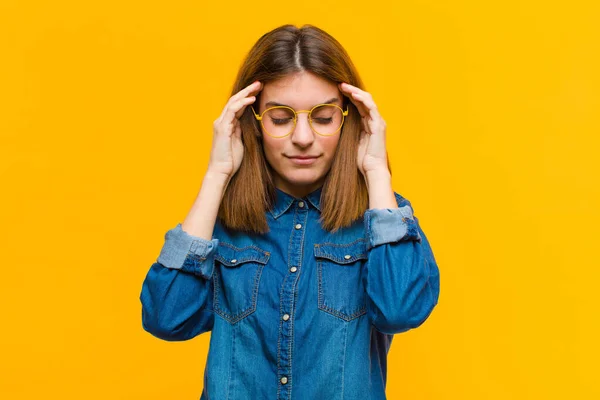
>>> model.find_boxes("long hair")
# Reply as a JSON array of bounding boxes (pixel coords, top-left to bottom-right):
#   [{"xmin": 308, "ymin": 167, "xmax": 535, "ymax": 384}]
[{"xmin": 218, "ymin": 24, "xmax": 392, "ymax": 234}]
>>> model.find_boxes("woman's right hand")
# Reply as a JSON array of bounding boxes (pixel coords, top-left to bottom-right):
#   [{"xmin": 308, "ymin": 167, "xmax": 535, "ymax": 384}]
[{"xmin": 207, "ymin": 80, "xmax": 263, "ymax": 179}]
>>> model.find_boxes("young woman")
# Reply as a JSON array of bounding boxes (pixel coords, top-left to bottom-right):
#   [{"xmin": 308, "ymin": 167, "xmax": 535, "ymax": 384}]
[{"xmin": 140, "ymin": 24, "xmax": 440, "ymax": 400}]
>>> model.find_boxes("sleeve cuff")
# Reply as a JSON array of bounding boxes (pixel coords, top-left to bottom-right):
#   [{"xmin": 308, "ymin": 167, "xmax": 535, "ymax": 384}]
[
  {"xmin": 156, "ymin": 223, "xmax": 219, "ymax": 279},
  {"xmin": 364, "ymin": 205, "xmax": 422, "ymax": 250}
]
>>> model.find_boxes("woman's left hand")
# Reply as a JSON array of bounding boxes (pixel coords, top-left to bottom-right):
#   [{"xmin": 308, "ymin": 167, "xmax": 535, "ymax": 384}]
[{"xmin": 338, "ymin": 82, "xmax": 389, "ymax": 178}]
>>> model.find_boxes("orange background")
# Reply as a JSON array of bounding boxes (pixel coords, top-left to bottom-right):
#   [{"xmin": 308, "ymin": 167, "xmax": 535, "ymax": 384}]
[{"xmin": 1, "ymin": 1, "xmax": 598, "ymax": 398}]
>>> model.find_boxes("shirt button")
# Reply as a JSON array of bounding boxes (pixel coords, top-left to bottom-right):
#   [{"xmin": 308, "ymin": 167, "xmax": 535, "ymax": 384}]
[
  {"xmin": 281, "ymin": 376, "xmax": 288, "ymax": 384},
  {"xmin": 290, "ymin": 266, "xmax": 297, "ymax": 273},
  {"xmin": 231, "ymin": 259, "xmax": 237, "ymax": 263},
  {"xmin": 282, "ymin": 314, "xmax": 290, "ymax": 321},
  {"xmin": 344, "ymin": 255, "xmax": 351, "ymax": 260},
  {"xmin": 298, "ymin": 201, "xmax": 305, "ymax": 208},
  {"xmin": 295, "ymin": 223, "xmax": 302, "ymax": 229}
]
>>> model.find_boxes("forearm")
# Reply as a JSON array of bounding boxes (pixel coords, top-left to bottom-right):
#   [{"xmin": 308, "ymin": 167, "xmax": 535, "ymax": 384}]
[
  {"xmin": 140, "ymin": 261, "xmax": 214, "ymax": 341},
  {"xmin": 182, "ymin": 171, "xmax": 230, "ymax": 240},
  {"xmin": 365, "ymin": 169, "xmax": 397, "ymax": 210}
]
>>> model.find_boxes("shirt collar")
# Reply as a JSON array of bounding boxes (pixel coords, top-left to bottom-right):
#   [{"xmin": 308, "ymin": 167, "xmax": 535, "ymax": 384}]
[{"xmin": 269, "ymin": 186, "xmax": 322, "ymax": 219}]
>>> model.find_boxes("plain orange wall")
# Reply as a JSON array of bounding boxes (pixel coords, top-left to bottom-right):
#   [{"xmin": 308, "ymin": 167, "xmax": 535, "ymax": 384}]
[{"xmin": 1, "ymin": 1, "xmax": 598, "ymax": 399}]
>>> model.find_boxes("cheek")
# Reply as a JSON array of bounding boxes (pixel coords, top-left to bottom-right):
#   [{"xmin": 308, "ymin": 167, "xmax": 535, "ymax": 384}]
[
  {"xmin": 321, "ymin": 136, "xmax": 341, "ymax": 158},
  {"xmin": 261, "ymin": 139, "xmax": 283, "ymax": 164}
]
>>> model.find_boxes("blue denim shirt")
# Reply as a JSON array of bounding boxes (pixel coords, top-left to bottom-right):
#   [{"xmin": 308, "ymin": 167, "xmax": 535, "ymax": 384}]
[{"xmin": 140, "ymin": 186, "xmax": 440, "ymax": 400}]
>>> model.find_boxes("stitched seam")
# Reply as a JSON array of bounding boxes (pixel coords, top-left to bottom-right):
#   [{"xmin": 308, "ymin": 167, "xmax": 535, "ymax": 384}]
[
  {"xmin": 316, "ymin": 256, "xmax": 367, "ymax": 321},
  {"xmin": 226, "ymin": 323, "xmax": 235, "ymax": 400},
  {"xmin": 213, "ymin": 254, "xmax": 265, "ymax": 324},
  {"xmin": 340, "ymin": 322, "xmax": 348, "ymax": 399}
]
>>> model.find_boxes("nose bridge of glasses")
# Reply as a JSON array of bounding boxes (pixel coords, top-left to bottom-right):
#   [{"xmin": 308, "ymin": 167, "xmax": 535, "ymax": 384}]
[
  {"xmin": 295, "ymin": 109, "xmax": 312, "ymax": 120},
  {"xmin": 293, "ymin": 110, "xmax": 314, "ymax": 135}
]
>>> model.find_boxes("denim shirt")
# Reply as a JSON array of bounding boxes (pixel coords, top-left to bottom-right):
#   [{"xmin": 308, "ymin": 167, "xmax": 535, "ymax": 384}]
[{"xmin": 140, "ymin": 186, "xmax": 440, "ymax": 400}]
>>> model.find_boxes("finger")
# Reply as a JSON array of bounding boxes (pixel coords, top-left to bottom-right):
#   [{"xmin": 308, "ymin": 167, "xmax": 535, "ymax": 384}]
[
  {"xmin": 339, "ymin": 84, "xmax": 369, "ymax": 117},
  {"xmin": 233, "ymin": 80, "xmax": 263, "ymax": 103},
  {"xmin": 219, "ymin": 81, "xmax": 263, "ymax": 120},
  {"xmin": 216, "ymin": 96, "xmax": 256, "ymax": 135},
  {"xmin": 343, "ymin": 90, "xmax": 368, "ymax": 117},
  {"xmin": 350, "ymin": 93, "xmax": 385, "ymax": 137},
  {"xmin": 348, "ymin": 92, "xmax": 372, "ymax": 120},
  {"xmin": 339, "ymin": 82, "xmax": 375, "ymax": 105},
  {"xmin": 339, "ymin": 82, "xmax": 382, "ymax": 119},
  {"xmin": 350, "ymin": 92, "xmax": 381, "ymax": 118},
  {"xmin": 229, "ymin": 96, "xmax": 256, "ymax": 121}
]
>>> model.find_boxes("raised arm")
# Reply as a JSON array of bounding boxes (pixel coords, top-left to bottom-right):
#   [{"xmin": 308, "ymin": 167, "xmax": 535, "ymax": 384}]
[{"xmin": 139, "ymin": 80, "xmax": 263, "ymax": 341}]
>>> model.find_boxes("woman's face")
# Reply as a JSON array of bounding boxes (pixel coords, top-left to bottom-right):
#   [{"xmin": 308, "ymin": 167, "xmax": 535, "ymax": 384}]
[{"xmin": 258, "ymin": 71, "xmax": 343, "ymax": 198}]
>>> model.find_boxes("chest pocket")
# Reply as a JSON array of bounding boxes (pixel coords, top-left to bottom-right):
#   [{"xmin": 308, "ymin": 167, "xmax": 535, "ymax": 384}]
[
  {"xmin": 314, "ymin": 238, "xmax": 369, "ymax": 321},
  {"xmin": 213, "ymin": 242, "xmax": 270, "ymax": 324}
]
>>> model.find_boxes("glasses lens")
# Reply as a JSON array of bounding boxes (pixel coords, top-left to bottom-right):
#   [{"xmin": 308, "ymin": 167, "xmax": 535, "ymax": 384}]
[
  {"xmin": 263, "ymin": 107, "xmax": 296, "ymax": 138},
  {"xmin": 262, "ymin": 105, "xmax": 344, "ymax": 138},
  {"xmin": 310, "ymin": 105, "xmax": 343, "ymax": 136}
]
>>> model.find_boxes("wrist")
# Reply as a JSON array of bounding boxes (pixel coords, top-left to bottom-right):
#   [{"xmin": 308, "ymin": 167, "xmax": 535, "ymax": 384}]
[
  {"xmin": 365, "ymin": 168, "xmax": 391, "ymax": 183},
  {"xmin": 365, "ymin": 169, "xmax": 396, "ymax": 209},
  {"xmin": 200, "ymin": 170, "xmax": 231, "ymax": 199},
  {"xmin": 204, "ymin": 169, "xmax": 232, "ymax": 185}
]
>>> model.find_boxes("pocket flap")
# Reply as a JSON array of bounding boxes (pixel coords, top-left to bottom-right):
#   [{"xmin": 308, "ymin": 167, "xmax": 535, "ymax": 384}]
[
  {"xmin": 314, "ymin": 239, "xmax": 368, "ymax": 264},
  {"xmin": 215, "ymin": 243, "xmax": 270, "ymax": 267}
]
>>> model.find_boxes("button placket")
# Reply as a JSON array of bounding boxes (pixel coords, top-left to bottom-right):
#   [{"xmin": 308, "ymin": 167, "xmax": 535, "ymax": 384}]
[{"xmin": 276, "ymin": 197, "xmax": 308, "ymax": 398}]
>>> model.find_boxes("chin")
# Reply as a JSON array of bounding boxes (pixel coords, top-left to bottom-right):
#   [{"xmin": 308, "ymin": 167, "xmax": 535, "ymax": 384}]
[{"xmin": 281, "ymin": 169, "xmax": 324, "ymax": 186}]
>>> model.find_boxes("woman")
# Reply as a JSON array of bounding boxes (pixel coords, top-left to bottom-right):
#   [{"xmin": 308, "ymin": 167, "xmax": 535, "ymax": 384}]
[{"xmin": 140, "ymin": 24, "xmax": 440, "ymax": 399}]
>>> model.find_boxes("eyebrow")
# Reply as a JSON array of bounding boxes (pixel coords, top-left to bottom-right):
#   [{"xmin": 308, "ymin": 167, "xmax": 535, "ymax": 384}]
[{"xmin": 265, "ymin": 97, "xmax": 340, "ymax": 108}]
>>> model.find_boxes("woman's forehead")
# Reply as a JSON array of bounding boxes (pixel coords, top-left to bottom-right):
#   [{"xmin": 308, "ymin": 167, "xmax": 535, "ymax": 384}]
[
  {"xmin": 261, "ymin": 72, "xmax": 340, "ymax": 101},
  {"xmin": 263, "ymin": 96, "xmax": 341, "ymax": 109}
]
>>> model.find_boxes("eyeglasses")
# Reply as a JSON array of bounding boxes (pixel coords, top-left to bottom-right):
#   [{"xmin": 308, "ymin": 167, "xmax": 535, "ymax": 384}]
[{"xmin": 251, "ymin": 103, "xmax": 349, "ymax": 138}]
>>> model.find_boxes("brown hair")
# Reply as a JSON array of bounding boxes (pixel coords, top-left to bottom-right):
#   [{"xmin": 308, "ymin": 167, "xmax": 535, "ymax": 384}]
[{"xmin": 218, "ymin": 24, "xmax": 392, "ymax": 234}]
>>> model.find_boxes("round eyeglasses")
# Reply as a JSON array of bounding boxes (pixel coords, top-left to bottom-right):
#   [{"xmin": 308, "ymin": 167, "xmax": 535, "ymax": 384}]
[{"xmin": 251, "ymin": 103, "xmax": 349, "ymax": 138}]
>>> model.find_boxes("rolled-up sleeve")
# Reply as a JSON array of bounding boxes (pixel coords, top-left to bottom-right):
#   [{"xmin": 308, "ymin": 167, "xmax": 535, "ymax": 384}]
[
  {"xmin": 363, "ymin": 193, "xmax": 440, "ymax": 335},
  {"xmin": 140, "ymin": 223, "xmax": 219, "ymax": 341}
]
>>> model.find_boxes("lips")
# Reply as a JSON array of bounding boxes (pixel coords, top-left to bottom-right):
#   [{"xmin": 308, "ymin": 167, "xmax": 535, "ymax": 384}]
[
  {"xmin": 287, "ymin": 155, "xmax": 319, "ymax": 159},
  {"xmin": 286, "ymin": 155, "xmax": 320, "ymax": 165}
]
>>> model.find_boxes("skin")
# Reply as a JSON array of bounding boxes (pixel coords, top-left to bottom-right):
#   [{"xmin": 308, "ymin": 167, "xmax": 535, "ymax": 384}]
[{"xmin": 258, "ymin": 71, "xmax": 343, "ymax": 198}]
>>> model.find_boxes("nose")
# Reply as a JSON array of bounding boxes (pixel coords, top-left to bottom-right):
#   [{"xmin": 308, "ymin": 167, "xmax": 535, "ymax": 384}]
[{"xmin": 290, "ymin": 112, "xmax": 315, "ymax": 148}]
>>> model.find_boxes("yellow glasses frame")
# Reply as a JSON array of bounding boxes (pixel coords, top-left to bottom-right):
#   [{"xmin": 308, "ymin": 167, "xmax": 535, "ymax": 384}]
[{"xmin": 251, "ymin": 103, "xmax": 349, "ymax": 138}]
